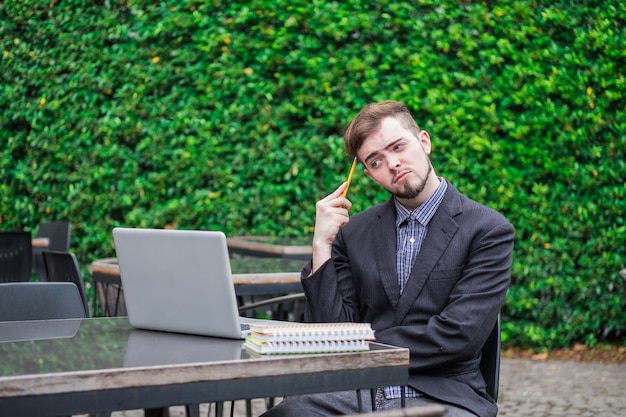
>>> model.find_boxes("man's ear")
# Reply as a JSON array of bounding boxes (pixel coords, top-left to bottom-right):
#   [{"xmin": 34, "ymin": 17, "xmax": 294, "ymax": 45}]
[
  {"xmin": 364, "ymin": 168, "xmax": 373, "ymax": 181},
  {"xmin": 419, "ymin": 130, "xmax": 432, "ymax": 154}
]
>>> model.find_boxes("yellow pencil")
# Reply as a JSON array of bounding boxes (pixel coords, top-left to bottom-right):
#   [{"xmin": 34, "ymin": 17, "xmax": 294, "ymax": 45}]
[{"xmin": 342, "ymin": 157, "xmax": 358, "ymax": 198}]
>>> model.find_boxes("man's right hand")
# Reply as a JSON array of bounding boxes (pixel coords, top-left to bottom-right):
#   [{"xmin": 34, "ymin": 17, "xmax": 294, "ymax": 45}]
[{"xmin": 310, "ymin": 182, "xmax": 352, "ymax": 274}]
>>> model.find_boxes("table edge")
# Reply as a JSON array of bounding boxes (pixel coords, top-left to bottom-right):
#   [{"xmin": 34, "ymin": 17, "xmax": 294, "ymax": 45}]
[{"xmin": 0, "ymin": 345, "xmax": 409, "ymax": 398}]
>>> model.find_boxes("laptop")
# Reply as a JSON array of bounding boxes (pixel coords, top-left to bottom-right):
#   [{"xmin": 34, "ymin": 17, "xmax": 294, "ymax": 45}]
[{"xmin": 112, "ymin": 227, "xmax": 253, "ymax": 339}]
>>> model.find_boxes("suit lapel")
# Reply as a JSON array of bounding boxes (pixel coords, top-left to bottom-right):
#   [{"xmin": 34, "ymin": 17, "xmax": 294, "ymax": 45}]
[
  {"xmin": 372, "ymin": 200, "xmax": 401, "ymax": 309},
  {"xmin": 393, "ymin": 186, "xmax": 462, "ymax": 325}
]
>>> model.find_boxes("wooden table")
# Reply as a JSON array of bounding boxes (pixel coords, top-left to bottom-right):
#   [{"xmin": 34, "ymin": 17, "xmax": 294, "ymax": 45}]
[
  {"xmin": 0, "ymin": 317, "xmax": 409, "ymax": 417},
  {"xmin": 90, "ymin": 257, "xmax": 307, "ymax": 318},
  {"xmin": 31, "ymin": 237, "xmax": 49, "ymax": 248},
  {"xmin": 227, "ymin": 236, "xmax": 312, "ymax": 260},
  {"xmin": 31, "ymin": 237, "xmax": 50, "ymax": 281},
  {"xmin": 90, "ymin": 257, "xmax": 306, "ymax": 296}
]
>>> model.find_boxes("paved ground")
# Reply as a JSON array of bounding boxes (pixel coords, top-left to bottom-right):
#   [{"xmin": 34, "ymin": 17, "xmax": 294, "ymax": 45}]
[
  {"xmin": 105, "ymin": 358, "xmax": 626, "ymax": 417},
  {"xmin": 497, "ymin": 358, "xmax": 626, "ymax": 417}
]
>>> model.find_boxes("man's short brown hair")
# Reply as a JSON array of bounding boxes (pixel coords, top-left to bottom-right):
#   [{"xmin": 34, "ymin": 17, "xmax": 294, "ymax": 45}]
[{"xmin": 343, "ymin": 100, "xmax": 422, "ymax": 158}]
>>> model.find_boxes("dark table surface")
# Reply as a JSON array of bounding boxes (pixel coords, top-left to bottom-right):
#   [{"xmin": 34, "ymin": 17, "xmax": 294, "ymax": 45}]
[{"xmin": 0, "ymin": 317, "xmax": 409, "ymax": 417}]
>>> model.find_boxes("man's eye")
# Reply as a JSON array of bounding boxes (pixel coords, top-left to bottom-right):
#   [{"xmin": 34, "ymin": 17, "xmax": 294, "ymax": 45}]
[
  {"xmin": 370, "ymin": 160, "xmax": 380, "ymax": 169},
  {"xmin": 394, "ymin": 143, "xmax": 404, "ymax": 151}
]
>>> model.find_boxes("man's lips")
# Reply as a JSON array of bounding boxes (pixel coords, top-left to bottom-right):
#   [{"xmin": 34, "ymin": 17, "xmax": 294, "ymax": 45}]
[{"xmin": 393, "ymin": 170, "xmax": 411, "ymax": 184}]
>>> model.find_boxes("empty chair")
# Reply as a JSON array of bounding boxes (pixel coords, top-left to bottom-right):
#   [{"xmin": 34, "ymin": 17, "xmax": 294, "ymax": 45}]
[
  {"xmin": 0, "ymin": 281, "xmax": 86, "ymax": 417},
  {"xmin": 43, "ymin": 251, "xmax": 90, "ymax": 317},
  {"xmin": 0, "ymin": 231, "xmax": 33, "ymax": 283},
  {"xmin": 33, "ymin": 221, "xmax": 72, "ymax": 281},
  {"xmin": 0, "ymin": 281, "xmax": 87, "ymax": 321},
  {"xmin": 36, "ymin": 221, "xmax": 72, "ymax": 251}
]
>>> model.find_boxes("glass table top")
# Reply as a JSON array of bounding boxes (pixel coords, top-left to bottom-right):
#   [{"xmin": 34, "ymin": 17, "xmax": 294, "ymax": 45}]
[{"xmin": 0, "ymin": 317, "xmax": 251, "ymax": 377}]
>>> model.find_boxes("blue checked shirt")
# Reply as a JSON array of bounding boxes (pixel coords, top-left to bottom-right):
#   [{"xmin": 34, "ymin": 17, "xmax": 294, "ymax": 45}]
[{"xmin": 384, "ymin": 178, "xmax": 448, "ymax": 399}]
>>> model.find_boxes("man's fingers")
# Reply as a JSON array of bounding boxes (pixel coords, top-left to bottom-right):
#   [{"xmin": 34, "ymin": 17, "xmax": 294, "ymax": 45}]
[
  {"xmin": 322, "ymin": 182, "xmax": 347, "ymax": 200},
  {"xmin": 318, "ymin": 183, "xmax": 351, "ymax": 209}
]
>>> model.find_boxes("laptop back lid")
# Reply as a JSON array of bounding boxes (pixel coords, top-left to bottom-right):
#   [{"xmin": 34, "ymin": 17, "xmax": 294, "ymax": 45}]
[{"xmin": 112, "ymin": 227, "xmax": 245, "ymax": 339}]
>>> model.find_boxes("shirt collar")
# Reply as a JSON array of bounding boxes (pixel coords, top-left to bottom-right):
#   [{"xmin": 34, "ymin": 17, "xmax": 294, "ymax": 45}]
[{"xmin": 395, "ymin": 178, "xmax": 448, "ymax": 228}]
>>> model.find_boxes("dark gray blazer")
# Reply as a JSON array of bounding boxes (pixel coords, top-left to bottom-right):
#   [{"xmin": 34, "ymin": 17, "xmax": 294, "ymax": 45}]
[{"xmin": 301, "ymin": 181, "xmax": 515, "ymax": 417}]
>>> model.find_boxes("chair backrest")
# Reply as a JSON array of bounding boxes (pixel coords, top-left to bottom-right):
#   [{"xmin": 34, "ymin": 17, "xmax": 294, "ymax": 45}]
[
  {"xmin": 43, "ymin": 251, "xmax": 90, "ymax": 317},
  {"xmin": 0, "ymin": 231, "xmax": 33, "ymax": 283},
  {"xmin": 33, "ymin": 222, "xmax": 72, "ymax": 281},
  {"xmin": 0, "ymin": 281, "xmax": 87, "ymax": 321},
  {"xmin": 35, "ymin": 221, "xmax": 72, "ymax": 252},
  {"xmin": 479, "ymin": 314, "xmax": 501, "ymax": 401}
]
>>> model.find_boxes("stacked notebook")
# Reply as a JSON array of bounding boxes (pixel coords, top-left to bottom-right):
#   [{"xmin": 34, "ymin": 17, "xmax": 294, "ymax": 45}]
[{"xmin": 243, "ymin": 322, "xmax": 376, "ymax": 355}]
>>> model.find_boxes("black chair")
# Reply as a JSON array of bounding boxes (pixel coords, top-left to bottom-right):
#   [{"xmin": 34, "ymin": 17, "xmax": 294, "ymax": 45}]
[
  {"xmin": 0, "ymin": 281, "xmax": 86, "ymax": 417},
  {"xmin": 43, "ymin": 251, "xmax": 90, "ymax": 317},
  {"xmin": 36, "ymin": 221, "xmax": 72, "ymax": 251},
  {"xmin": 0, "ymin": 231, "xmax": 33, "ymax": 283},
  {"xmin": 479, "ymin": 314, "xmax": 501, "ymax": 401},
  {"xmin": 0, "ymin": 281, "xmax": 87, "ymax": 321},
  {"xmin": 33, "ymin": 221, "xmax": 72, "ymax": 281}
]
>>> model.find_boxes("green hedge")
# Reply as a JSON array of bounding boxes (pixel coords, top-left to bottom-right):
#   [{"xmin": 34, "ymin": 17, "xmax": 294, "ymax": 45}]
[{"xmin": 2, "ymin": 0, "xmax": 625, "ymax": 349}]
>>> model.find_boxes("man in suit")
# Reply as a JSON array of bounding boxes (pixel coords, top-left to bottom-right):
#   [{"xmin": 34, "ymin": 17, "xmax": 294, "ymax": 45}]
[{"xmin": 261, "ymin": 101, "xmax": 514, "ymax": 417}]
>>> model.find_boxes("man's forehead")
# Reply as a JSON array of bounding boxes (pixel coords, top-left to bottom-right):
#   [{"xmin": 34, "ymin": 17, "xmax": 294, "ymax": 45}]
[
  {"xmin": 356, "ymin": 117, "xmax": 417, "ymax": 157},
  {"xmin": 360, "ymin": 136, "xmax": 408, "ymax": 163}
]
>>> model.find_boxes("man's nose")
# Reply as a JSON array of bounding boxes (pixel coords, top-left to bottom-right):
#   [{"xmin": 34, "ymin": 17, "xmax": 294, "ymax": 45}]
[{"xmin": 388, "ymin": 155, "xmax": 401, "ymax": 170}]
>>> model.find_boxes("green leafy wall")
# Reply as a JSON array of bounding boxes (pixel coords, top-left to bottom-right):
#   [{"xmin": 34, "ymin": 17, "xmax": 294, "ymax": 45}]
[{"xmin": 2, "ymin": 0, "xmax": 624, "ymax": 349}]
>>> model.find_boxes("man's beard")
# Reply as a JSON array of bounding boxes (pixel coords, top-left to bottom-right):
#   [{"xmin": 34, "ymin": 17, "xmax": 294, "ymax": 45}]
[{"xmin": 392, "ymin": 161, "xmax": 433, "ymax": 200}]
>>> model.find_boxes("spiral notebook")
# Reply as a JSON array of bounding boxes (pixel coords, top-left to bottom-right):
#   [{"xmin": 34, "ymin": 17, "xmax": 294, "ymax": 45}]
[{"xmin": 244, "ymin": 322, "xmax": 375, "ymax": 355}]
